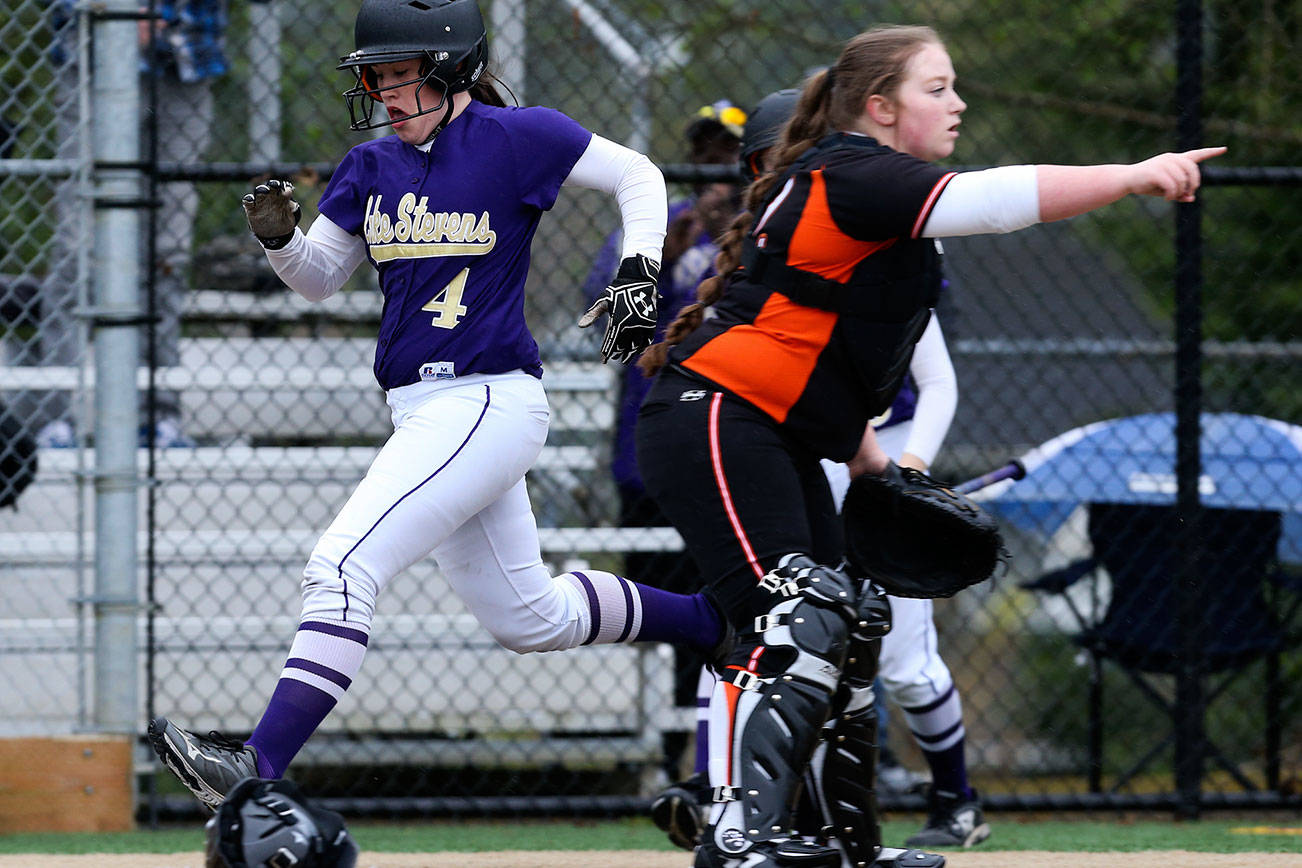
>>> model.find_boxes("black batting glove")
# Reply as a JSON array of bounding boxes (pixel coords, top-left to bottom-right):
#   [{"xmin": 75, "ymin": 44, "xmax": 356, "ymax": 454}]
[
  {"xmin": 577, "ymin": 254, "xmax": 660, "ymax": 364},
  {"xmin": 241, "ymin": 179, "xmax": 301, "ymax": 250}
]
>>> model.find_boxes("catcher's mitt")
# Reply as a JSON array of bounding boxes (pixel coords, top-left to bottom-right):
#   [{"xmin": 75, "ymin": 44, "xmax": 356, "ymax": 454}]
[{"xmin": 842, "ymin": 461, "xmax": 1006, "ymax": 599}]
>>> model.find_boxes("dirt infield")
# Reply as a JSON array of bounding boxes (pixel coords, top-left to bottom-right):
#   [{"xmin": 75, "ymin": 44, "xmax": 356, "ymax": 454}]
[{"xmin": 1, "ymin": 852, "xmax": 1298, "ymax": 868}]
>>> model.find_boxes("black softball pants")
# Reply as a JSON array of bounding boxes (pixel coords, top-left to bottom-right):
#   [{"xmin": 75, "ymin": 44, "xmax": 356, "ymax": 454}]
[{"xmin": 635, "ymin": 366, "xmax": 843, "ymax": 626}]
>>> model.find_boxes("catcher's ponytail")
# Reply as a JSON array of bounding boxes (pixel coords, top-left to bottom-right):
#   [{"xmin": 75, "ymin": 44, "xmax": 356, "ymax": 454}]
[
  {"xmin": 637, "ymin": 69, "xmax": 834, "ymax": 378},
  {"xmin": 638, "ymin": 26, "xmax": 942, "ymax": 379}
]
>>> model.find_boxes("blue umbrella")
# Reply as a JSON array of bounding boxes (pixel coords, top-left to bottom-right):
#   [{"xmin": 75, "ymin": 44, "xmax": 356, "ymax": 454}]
[{"xmin": 977, "ymin": 412, "xmax": 1302, "ymax": 562}]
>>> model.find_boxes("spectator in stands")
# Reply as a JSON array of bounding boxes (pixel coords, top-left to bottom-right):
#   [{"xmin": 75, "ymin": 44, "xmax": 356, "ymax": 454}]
[
  {"xmin": 580, "ymin": 99, "xmax": 744, "ymax": 779},
  {"xmin": 26, "ymin": 0, "xmax": 228, "ymax": 448}
]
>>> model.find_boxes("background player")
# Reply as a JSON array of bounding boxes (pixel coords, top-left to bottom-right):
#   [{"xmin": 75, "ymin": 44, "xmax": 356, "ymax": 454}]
[
  {"xmin": 635, "ymin": 23, "xmax": 1222, "ymax": 868},
  {"xmin": 582, "ymin": 99, "xmax": 745, "ymax": 781},
  {"xmin": 147, "ymin": 0, "xmax": 726, "ymax": 810},
  {"xmin": 822, "ymin": 364, "xmax": 993, "ymax": 849}
]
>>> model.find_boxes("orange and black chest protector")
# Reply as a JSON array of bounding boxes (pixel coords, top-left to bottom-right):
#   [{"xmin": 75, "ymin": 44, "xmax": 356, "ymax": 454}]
[{"xmin": 670, "ymin": 132, "xmax": 955, "ymax": 463}]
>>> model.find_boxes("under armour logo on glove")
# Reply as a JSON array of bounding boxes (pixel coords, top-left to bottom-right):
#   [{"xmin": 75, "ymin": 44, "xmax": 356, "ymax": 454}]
[{"xmin": 577, "ymin": 253, "xmax": 661, "ymax": 364}]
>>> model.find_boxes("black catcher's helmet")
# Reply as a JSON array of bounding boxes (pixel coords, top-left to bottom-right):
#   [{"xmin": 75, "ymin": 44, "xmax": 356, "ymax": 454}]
[
  {"xmin": 740, "ymin": 88, "xmax": 800, "ymax": 182},
  {"xmin": 205, "ymin": 777, "xmax": 358, "ymax": 868},
  {"xmin": 337, "ymin": 0, "xmax": 488, "ymax": 133}
]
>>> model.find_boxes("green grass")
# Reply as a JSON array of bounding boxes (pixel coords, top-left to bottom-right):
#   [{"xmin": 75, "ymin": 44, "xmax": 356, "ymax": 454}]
[{"xmin": 0, "ymin": 817, "xmax": 1299, "ymax": 855}]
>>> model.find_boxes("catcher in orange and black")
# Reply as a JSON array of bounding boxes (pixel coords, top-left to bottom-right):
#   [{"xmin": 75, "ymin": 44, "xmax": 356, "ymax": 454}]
[{"xmin": 632, "ymin": 21, "xmax": 1219, "ymax": 868}]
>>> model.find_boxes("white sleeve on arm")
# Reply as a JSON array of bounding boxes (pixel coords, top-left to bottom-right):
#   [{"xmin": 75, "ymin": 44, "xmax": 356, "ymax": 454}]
[
  {"xmin": 921, "ymin": 165, "xmax": 1040, "ymax": 238},
  {"xmin": 264, "ymin": 215, "xmax": 369, "ymax": 302},
  {"xmin": 902, "ymin": 314, "xmax": 958, "ymax": 467},
  {"xmin": 563, "ymin": 134, "xmax": 667, "ymax": 263}
]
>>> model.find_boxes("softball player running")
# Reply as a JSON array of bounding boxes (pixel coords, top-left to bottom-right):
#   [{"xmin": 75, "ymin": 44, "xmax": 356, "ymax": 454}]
[
  {"xmin": 635, "ymin": 24, "xmax": 1221, "ymax": 868},
  {"xmin": 148, "ymin": 0, "xmax": 726, "ymax": 809}
]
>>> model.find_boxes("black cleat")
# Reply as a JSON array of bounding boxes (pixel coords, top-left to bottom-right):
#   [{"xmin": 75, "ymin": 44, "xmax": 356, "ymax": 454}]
[
  {"xmin": 904, "ymin": 787, "xmax": 990, "ymax": 849},
  {"xmin": 651, "ymin": 770, "xmax": 709, "ymax": 850},
  {"xmin": 872, "ymin": 846, "xmax": 947, "ymax": 867},
  {"xmin": 694, "ymin": 837, "xmax": 842, "ymax": 868},
  {"xmin": 147, "ymin": 716, "xmax": 258, "ymax": 810}
]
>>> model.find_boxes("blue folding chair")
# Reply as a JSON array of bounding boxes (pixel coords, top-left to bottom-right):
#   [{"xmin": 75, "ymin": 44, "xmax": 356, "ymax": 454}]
[{"xmin": 1022, "ymin": 503, "xmax": 1301, "ymax": 793}]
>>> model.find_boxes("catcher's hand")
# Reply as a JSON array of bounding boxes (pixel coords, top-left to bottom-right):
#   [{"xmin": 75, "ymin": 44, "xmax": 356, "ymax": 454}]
[
  {"xmin": 842, "ymin": 461, "xmax": 1006, "ymax": 599},
  {"xmin": 578, "ymin": 253, "xmax": 660, "ymax": 364},
  {"xmin": 241, "ymin": 179, "xmax": 301, "ymax": 250}
]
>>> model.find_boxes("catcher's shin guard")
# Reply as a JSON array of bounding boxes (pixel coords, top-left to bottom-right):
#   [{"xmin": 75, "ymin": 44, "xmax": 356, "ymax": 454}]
[
  {"xmin": 800, "ymin": 637, "xmax": 884, "ymax": 868},
  {"xmin": 704, "ymin": 555, "xmax": 860, "ymax": 861}
]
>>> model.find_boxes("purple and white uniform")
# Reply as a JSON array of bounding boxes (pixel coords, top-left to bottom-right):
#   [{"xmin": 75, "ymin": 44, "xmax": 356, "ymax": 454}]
[
  {"xmin": 242, "ymin": 100, "xmax": 723, "ymax": 780},
  {"xmin": 320, "ymin": 102, "xmax": 587, "ymax": 388}
]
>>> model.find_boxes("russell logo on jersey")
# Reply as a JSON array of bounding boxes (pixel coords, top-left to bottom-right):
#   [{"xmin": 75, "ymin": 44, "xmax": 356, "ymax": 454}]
[{"xmin": 420, "ymin": 361, "xmax": 457, "ymax": 380}]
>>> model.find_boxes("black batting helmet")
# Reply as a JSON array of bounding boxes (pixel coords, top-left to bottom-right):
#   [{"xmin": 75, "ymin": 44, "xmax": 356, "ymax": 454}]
[
  {"xmin": 205, "ymin": 777, "xmax": 358, "ymax": 868},
  {"xmin": 337, "ymin": 0, "xmax": 488, "ymax": 133},
  {"xmin": 740, "ymin": 88, "xmax": 800, "ymax": 182}
]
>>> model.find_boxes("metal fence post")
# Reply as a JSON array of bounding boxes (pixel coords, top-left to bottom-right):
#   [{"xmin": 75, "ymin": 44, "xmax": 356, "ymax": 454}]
[
  {"xmin": 249, "ymin": 0, "xmax": 283, "ymax": 163},
  {"xmin": 1173, "ymin": 0, "xmax": 1206, "ymax": 820},
  {"xmin": 490, "ymin": 0, "xmax": 526, "ymax": 105},
  {"xmin": 90, "ymin": 0, "xmax": 143, "ymax": 735}
]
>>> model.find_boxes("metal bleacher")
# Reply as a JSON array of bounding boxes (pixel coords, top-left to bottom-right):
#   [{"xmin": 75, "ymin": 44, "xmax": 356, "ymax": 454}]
[{"xmin": 0, "ymin": 286, "xmax": 689, "ymax": 777}]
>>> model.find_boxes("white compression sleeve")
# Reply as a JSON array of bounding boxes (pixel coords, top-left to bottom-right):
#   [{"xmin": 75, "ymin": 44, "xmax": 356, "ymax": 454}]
[
  {"xmin": 264, "ymin": 215, "xmax": 369, "ymax": 302},
  {"xmin": 921, "ymin": 165, "xmax": 1040, "ymax": 238},
  {"xmin": 563, "ymin": 134, "xmax": 667, "ymax": 262},
  {"xmin": 901, "ymin": 314, "xmax": 957, "ymax": 467}
]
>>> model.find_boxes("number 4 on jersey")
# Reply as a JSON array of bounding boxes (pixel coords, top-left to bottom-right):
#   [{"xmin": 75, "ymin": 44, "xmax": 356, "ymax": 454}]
[{"xmin": 423, "ymin": 268, "xmax": 470, "ymax": 329}]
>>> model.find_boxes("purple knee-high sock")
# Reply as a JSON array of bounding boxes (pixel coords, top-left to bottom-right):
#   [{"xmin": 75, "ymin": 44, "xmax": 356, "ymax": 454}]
[
  {"xmin": 903, "ymin": 685, "xmax": 974, "ymax": 800},
  {"xmin": 246, "ymin": 620, "xmax": 369, "ymax": 778},
  {"xmin": 921, "ymin": 740, "xmax": 974, "ymax": 801},
  {"xmin": 634, "ymin": 584, "xmax": 724, "ymax": 651},
  {"xmin": 247, "ymin": 679, "xmax": 338, "ymax": 778},
  {"xmin": 563, "ymin": 571, "xmax": 724, "ymax": 651}
]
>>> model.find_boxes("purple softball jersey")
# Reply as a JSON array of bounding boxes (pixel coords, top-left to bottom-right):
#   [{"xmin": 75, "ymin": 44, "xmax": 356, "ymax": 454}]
[{"xmin": 317, "ymin": 101, "xmax": 592, "ymax": 390}]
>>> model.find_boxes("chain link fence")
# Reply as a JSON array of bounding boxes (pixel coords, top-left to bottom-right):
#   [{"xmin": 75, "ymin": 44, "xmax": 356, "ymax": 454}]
[{"xmin": 1, "ymin": 0, "xmax": 1299, "ymax": 820}]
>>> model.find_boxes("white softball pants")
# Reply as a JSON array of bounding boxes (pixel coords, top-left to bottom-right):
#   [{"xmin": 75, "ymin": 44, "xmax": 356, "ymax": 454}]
[{"xmin": 299, "ymin": 371, "xmax": 593, "ymax": 653}]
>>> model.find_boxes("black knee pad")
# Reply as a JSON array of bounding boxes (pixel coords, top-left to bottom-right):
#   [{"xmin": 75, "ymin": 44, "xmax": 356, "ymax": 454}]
[{"xmin": 706, "ymin": 555, "xmax": 858, "ymax": 858}]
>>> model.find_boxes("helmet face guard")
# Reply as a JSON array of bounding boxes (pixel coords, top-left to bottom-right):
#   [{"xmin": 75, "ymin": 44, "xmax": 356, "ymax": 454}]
[
  {"xmin": 338, "ymin": 51, "xmax": 453, "ymax": 132},
  {"xmin": 338, "ymin": 0, "xmax": 488, "ymax": 135}
]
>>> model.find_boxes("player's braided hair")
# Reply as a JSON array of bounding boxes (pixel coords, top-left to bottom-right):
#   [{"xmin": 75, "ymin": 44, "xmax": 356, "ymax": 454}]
[{"xmin": 638, "ymin": 25, "xmax": 943, "ymax": 378}]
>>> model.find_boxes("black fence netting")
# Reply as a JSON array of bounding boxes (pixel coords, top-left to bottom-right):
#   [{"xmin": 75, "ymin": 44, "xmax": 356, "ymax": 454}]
[{"xmin": 0, "ymin": 0, "xmax": 1298, "ymax": 822}]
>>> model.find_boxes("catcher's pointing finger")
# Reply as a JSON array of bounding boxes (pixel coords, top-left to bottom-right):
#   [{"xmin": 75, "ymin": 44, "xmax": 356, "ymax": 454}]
[{"xmin": 1184, "ymin": 146, "xmax": 1228, "ymax": 164}]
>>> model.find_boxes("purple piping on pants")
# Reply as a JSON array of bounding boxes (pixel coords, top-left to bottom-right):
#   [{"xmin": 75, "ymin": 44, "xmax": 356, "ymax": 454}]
[{"xmin": 336, "ymin": 385, "xmax": 492, "ymax": 620}]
